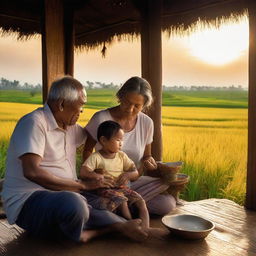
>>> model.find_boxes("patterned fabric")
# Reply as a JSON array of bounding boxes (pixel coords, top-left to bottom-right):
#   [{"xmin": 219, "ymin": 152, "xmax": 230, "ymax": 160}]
[
  {"xmin": 94, "ymin": 186, "xmax": 143, "ymax": 212},
  {"xmin": 130, "ymin": 176, "xmax": 169, "ymax": 201},
  {"xmin": 85, "ymin": 109, "xmax": 153, "ymax": 167}
]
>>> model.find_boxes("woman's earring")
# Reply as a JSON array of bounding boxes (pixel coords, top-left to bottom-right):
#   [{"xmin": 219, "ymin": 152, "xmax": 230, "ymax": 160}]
[{"xmin": 60, "ymin": 107, "xmax": 63, "ymax": 112}]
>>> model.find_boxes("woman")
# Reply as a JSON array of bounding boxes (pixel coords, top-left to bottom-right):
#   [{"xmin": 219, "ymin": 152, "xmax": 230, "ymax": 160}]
[{"xmin": 83, "ymin": 76, "xmax": 176, "ymax": 215}]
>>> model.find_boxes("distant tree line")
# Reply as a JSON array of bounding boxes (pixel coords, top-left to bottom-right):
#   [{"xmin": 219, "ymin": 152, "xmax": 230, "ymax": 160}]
[
  {"xmin": 84, "ymin": 81, "xmax": 120, "ymax": 90},
  {"xmin": 0, "ymin": 77, "xmax": 42, "ymax": 90},
  {"xmin": 163, "ymin": 84, "xmax": 246, "ymax": 91},
  {"xmin": 0, "ymin": 77, "xmax": 246, "ymax": 91},
  {"xmin": 0, "ymin": 77, "xmax": 120, "ymax": 91}
]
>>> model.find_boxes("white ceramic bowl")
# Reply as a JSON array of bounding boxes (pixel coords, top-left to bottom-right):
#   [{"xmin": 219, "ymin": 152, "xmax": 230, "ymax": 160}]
[{"xmin": 162, "ymin": 214, "xmax": 215, "ymax": 239}]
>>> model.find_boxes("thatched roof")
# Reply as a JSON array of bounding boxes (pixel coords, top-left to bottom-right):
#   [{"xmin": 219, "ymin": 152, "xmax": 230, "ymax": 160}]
[{"xmin": 0, "ymin": 0, "xmax": 248, "ymax": 50}]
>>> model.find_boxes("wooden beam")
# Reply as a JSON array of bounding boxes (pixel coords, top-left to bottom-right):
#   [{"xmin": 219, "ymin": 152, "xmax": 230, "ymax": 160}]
[
  {"xmin": 41, "ymin": 0, "xmax": 65, "ymax": 103},
  {"xmin": 64, "ymin": 3, "xmax": 74, "ymax": 76},
  {"xmin": 141, "ymin": 0, "xmax": 163, "ymax": 161},
  {"xmin": 246, "ymin": 0, "xmax": 256, "ymax": 210},
  {"xmin": 41, "ymin": 0, "xmax": 74, "ymax": 103}
]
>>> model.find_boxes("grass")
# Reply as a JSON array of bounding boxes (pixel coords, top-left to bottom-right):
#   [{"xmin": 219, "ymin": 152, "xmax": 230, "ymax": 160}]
[
  {"xmin": 162, "ymin": 90, "xmax": 248, "ymax": 108},
  {"xmin": 0, "ymin": 89, "xmax": 248, "ymax": 108},
  {"xmin": 0, "ymin": 140, "xmax": 8, "ymax": 179},
  {"xmin": 0, "ymin": 100, "xmax": 247, "ymax": 205},
  {"xmin": 0, "ymin": 89, "xmax": 117, "ymax": 109},
  {"xmin": 0, "ymin": 90, "xmax": 42, "ymax": 105}
]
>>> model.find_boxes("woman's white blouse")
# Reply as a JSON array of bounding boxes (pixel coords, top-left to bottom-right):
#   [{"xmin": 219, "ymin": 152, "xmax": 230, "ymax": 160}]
[{"xmin": 85, "ymin": 109, "xmax": 154, "ymax": 167}]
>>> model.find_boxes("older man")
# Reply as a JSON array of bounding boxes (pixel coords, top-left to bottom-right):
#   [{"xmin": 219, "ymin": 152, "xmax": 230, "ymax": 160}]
[{"xmin": 2, "ymin": 76, "xmax": 147, "ymax": 243}]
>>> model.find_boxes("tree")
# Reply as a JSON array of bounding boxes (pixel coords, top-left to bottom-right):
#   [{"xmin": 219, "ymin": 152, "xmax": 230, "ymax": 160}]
[{"xmin": 12, "ymin": 80, "xmax": 20, "ymax": 88}]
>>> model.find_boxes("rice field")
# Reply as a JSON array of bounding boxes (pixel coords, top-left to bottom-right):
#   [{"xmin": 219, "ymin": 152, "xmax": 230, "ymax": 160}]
[
  {"xmin": 0, "ymin": 102, "xmax": 247, "ymax": 205},
  {"xmin": 161, "ymin": 107, "xmax": 247, "ymax": 205}
]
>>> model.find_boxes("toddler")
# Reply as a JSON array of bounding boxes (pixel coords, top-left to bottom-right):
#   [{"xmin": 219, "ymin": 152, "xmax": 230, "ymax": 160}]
[{"xmin": 80, "ymin": 121, "xmax": 150, "ymax": 229}]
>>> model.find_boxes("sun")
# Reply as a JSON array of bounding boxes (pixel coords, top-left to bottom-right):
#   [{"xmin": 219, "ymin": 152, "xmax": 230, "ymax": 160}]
[{"xmin": 187, "ymin": 18, "xmax": 249, "ymax": 66}]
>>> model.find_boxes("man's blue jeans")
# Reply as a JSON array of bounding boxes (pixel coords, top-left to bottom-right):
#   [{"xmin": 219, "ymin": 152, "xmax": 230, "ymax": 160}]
[{"xmin": 16, "ymin": 190, "xmax": 125, "ymax": 242}]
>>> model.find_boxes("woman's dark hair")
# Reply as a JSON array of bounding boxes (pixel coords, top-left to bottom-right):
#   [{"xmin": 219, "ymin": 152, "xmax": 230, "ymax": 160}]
[{"xmin": 97, "ymin": 121, "xmax": 122, "ymax": 142}]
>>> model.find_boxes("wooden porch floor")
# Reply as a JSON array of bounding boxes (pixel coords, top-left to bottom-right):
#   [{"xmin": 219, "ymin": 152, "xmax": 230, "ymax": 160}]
[{"xmin": 0, "ymin": 198, "xmax": 255, "ymax": 256}]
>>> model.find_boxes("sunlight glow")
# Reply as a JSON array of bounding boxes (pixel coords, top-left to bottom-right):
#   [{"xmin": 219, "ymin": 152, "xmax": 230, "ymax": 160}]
[{"xmin": 187, "ymin": 18, "xmax": 249, "ymax": 66}]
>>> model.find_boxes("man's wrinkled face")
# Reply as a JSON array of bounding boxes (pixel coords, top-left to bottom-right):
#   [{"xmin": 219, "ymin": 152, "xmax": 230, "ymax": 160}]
[{"xmin": 62, "ymin": 89, "xmax": 87, "ymax": 127}]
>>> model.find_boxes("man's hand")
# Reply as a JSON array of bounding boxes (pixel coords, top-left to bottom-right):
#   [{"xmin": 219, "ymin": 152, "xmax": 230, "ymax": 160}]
[
  {"xmin": 95, "ymin": 173, "xmax": 105, "ymax": 183},
  {"xmin": 21, "ymin": 153, "xmax": 86, "ymax": 192},
  {"xmin": 80, "ymin": 176, "xmax": 115, "ymax": 190}
]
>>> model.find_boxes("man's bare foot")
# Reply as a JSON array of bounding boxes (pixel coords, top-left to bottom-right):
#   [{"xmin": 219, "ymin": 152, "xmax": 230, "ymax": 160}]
[
  {"xmin": 146, "ymin": 227, "xmax": 170, "ymax": 240},
  {"xmin": 80, "ymin": 229, "xmax": 104, "ymax": 243},
  {"xmin": 117, "ymin": 219, "xmax": 149, "ymax": 242},
  {"xmin": 80, "ymin": 219, "xmax": 148, "ymax": 243}
]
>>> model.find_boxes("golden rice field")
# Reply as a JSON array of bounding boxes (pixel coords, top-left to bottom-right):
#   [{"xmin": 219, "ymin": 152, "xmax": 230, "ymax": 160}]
[{"xmin": 0, "ymin": 102, "xmax": 247, "ymax": 204}]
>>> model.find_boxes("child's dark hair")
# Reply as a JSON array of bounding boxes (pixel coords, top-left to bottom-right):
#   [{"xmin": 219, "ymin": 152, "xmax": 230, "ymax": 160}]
[{"xmin": 97, "ymin": 121, "xmax": 122, "ymax": 141}]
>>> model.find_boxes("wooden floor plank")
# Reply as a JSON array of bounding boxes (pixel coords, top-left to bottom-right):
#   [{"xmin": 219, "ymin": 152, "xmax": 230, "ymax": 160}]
[
  {"xmin": 174, "ymin": 199, "xmax": 256, "ymax": 255},
  {"xmin": 0, "ymin": 199, "xmax": 255, "ymax": 256}
]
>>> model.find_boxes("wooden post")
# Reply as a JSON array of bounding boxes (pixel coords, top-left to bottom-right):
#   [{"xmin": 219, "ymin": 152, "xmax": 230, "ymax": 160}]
[
  {"xmin": 141, "ymin": 0, "xmax": 163, "ymax": 161},
  {"xmin": 41, "ymin": 0, "xmax": 74, "ymax": 103},
  {"xmin": 246, "ymin": 0, "xmax": 256, "ymax": 210},
  {"xmin": 64, "ymin": 3, "xmax": 74, "ymax": 76}
]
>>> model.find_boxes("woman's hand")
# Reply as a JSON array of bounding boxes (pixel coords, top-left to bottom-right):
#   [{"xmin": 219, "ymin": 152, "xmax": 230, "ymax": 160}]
[{"xmin": 143, "ymin": 156, "xmax": 157, "ymax": 171}]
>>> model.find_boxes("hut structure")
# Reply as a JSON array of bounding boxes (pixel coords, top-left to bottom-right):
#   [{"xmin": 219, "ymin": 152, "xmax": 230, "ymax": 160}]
[
  {"xmin": 0, "ymin": 1, "xmax": 256, "ymax": 255},
  {"xmin": 0, "ymin": 0, "xmax": 255, "ymax": 209}
]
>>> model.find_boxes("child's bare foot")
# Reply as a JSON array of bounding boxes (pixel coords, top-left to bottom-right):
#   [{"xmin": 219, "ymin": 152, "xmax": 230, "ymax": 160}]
[
  {"xmin": 79, "ymin": 229, "xmax": 104, "ymax": 243},
  {"xmin": 146, "ymin": 227, "xmax": 170, "ymax": 240}
]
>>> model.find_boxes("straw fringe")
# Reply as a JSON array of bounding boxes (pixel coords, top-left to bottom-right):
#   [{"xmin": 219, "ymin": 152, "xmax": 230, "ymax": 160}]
[{"xmin": 0, "ymin": 0, "xmax": 248, "ymax": 51}]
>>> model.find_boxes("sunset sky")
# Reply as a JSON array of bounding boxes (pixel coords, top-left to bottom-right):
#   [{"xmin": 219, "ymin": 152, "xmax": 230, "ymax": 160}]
[{"xmin": 0, "ymin": 17, "xmax": 249, "ymax": 88}]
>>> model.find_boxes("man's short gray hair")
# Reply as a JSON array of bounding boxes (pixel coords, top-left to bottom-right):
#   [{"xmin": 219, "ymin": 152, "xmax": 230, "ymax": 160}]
[
  {"xmin": 116, "ymin": 76, "xmax": 153, "ymax": 109},
  {"xmin": 47, "ymin": 76, "xmax": 86, "ymax": 102}
]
